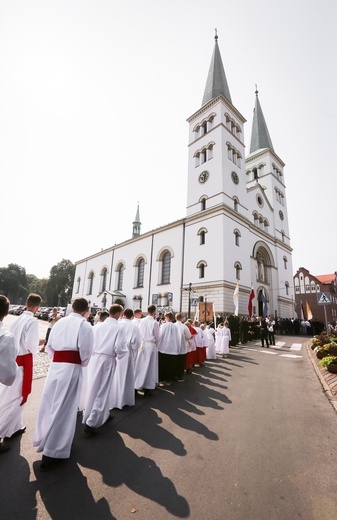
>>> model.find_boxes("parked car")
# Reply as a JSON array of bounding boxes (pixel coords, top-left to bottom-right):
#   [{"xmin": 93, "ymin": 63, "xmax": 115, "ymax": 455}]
[{"xmin": 40, "ymin": 307, "xmax": 53, "ymax": 320}]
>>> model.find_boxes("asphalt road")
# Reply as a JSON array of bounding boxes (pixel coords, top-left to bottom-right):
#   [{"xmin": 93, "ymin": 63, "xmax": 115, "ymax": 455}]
[{"xmin": 1, "ymin": 317, "xmax": 337, "ymax": 520}]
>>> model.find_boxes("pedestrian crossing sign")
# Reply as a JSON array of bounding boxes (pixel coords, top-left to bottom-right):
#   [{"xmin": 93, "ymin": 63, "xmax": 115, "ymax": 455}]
[{"xmin": 317, "ymin": 292, "xmax": 331, "ymax": 305}]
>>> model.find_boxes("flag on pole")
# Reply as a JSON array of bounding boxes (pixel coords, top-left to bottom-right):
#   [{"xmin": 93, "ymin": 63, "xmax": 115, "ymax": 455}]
[
  {"xmin": 300, "ymin": 300, "xmax": 305, "ymax": 320},
  {"xmin": 233, "ymin": 282, "xmax": 239, "ymax": 316},
  {"xmin": 260, "ymin": 290, "xmax": 268, "ymax": 319},
  {"xmin": 248, "ymin": 285, "xmax": 255, "ymax": 318},
  {"xmin": 306, "ymin": 301, "xmax": 313, "ymax": 320}
]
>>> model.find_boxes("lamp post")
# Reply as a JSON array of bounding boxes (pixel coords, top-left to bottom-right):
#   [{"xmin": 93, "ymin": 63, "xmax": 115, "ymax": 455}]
[{"xmin": 187, "ymin": 282, "xmax": 192, "ymax": 318}]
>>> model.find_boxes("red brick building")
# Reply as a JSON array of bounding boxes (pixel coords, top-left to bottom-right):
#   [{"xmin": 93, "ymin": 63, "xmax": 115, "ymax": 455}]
[{"xmin": 293, "ymin": 267, "xmax": 337, "ymax": 326}]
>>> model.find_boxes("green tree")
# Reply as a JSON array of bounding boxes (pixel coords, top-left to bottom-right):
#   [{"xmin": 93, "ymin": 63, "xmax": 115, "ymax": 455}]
[
  {"xmin": 46, "ymin": 259, "xmax": 75, "ymax": 306},
  {"xmin": 27, "ymin": 274, "xmax": 48, "ymax": 304},
  {"xmin": 0, "ymin": 263, "xmax": 29, "ymax": 303}
]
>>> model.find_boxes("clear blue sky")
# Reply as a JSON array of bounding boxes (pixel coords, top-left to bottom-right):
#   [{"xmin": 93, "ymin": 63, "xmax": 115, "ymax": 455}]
[{"xmin": 1, "ymin": 0, "xmax": 336, "ymax": 279}]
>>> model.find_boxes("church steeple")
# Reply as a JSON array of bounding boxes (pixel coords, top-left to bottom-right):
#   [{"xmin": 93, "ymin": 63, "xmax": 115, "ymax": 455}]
[
  {"xmin": 202, "ymin": 30, "xmax": 232, "ymax": 106},
  {"xmin": 132, "ymin": 203, "xmax": 141, "ymax": 238},
  {"xmin": 250, "ymin": 87, "xmax": 274, "ymax": 153}
]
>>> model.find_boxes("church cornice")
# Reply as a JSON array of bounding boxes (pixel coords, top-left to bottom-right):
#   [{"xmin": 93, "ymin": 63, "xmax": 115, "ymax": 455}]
[
  {"xmin": 246, "ymin": 147, "xmax": 285, "ymax": 168},
  {"xmin": 187, "ymin": 94, "xmax": 246, "ymax": 126}
]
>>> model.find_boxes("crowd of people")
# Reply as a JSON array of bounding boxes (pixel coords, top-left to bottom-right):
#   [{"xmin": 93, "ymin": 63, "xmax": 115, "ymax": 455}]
[{"xmin": 0, "ymin": 292, "xmax": 325, "ymax": 472}]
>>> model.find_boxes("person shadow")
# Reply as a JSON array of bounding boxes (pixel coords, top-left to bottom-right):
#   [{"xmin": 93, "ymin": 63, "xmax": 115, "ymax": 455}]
[{"xmin": 0, "ymin": 438, "xmax": 37, "ymax": 520}]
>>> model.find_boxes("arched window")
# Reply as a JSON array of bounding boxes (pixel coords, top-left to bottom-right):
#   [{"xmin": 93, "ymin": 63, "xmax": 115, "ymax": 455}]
[
  {"xmin": 283, "ymin": 256, "xmax": 288, "ymax": 270},
  {"xmin": 198, "ymin": 261, "xmax": 206, "ymax": 279},
  {"xmin": 234, "ymin": 261, "xmax": 242, "ymax": 280},
  {"xmin": 201, "ymin": 197, "xmax": 206, "ymax": 211},
  {"xmin": 285, "ymin": 282, "xmax": 289, "ymax": 296},
  {"xmin": 117, "ymin": 264, "xmax": 124, "ymax": 291},
  {"xmin": 76, "ymin": 276, "xmax": 81, "ymax": 294},
  {"xmin": 233, "ymin": 197, "xmax": 239, "ymax": 212},
  {"xmin": 161, "ymin": 251, "xmax": 171, "ymax": 284},
  {"xmin": 136, "ymin": 258, "xmax": 145, "ymax": 288},
  {"xmin": 87, "ymin": 271, "xmax": 94, "ymax": 295},
  {"xmin": 101, "ymin": 267, "xmax": 108, "ymax": 292},
  {"xmin": 198, "ymin": 227, "xmax": 207, "ymax": 245},
  {"xmin": 234, "ymin": 229, "xmax": 241, "ymax": 246}
]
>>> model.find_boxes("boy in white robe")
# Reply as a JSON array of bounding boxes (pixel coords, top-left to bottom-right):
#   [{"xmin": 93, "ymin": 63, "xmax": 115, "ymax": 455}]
[
  {"xmin": 0, "ymin": 293, "xmax": 43, "ymax": 443},
  {"xmin": 110, "ymin": 308, "xmax": 141, "ymax": 409},
  {"xmin": 0, "ymin": 295, "xmax": 19, "ymax": 454},
  {"xmin": 33, "ymin": 297, "xmax": 94, "ymax": 471},
  {"xmin": 158, "ymin": 312, "xmax": 181, "ymax": 384},
  {"xmin": 134, "ymin": 305, "xmax": 160, "ymax": 395},
  {"xmin": 83, "ymin": 304, "xmax": 128, "ymax": 431},
  {"xmin": 173, "ymin": 313, "xmax": 191, "ymax": 382}
]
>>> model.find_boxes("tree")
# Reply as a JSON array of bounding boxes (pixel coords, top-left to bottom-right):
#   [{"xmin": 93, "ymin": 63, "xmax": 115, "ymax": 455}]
[
  {"xmin": 46, "ymin": 259, "xmax": 75, "ymax": 306},
  {"xmin": 0, "ymin": 263, "xmax": 29, "ymax": 303},
  {"xmin": 27, "ymin": 274, "xmax": 48, "ymax": 304}
]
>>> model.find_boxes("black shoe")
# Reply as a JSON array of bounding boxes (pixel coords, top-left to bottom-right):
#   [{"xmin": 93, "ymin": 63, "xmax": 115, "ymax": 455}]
[
  {"xmin": 5, "ymin": 427, "xmax": 26, "ymax": 440},
  {"xmin": 143, "ymin": 389, "xmax": 154, "ymax": 396},
  {"xmin": 40, "ymin": 455, "xmax": 64, "ymax": 472},
  {"xmin": 0, "ymin": 442, "xmax": 10, "ymax": 454},
  {"xmin": 84, "ymin": 424, "xmax": 101, "ymax": 435}
]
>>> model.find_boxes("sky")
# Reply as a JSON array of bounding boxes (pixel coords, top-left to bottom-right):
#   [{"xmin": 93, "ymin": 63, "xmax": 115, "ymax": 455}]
[{"xmin": 1, "ymin": 0, "xmax": 336, "ymax": 280}]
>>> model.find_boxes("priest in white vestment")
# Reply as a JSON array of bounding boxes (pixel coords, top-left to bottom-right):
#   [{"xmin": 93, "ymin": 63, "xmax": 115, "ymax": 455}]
[
  {"xmin": 0, "ymin": 293, "xmax": 42, "ymax": 442},
  {"xmin": 134, "ymin": 305, "xmax": 160, "ymax": 395},
  {"xmin": 33, "ymin": 297, "xmax": 94, "ymax": 471},
  {"xmin": 83, "ymin": 304, "xmax": 128, "ymax": 430}
]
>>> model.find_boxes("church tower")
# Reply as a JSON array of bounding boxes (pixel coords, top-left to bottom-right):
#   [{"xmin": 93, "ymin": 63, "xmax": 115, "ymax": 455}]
[{"xmin": 183, "ymin": 33, "xmax": 294, "ymax": 318}]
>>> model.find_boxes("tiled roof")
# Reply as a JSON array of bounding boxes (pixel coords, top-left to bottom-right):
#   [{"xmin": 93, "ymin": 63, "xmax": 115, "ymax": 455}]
[{"xmin": 315, "ymin": 274, "xmax": 336, "ymax": 284}]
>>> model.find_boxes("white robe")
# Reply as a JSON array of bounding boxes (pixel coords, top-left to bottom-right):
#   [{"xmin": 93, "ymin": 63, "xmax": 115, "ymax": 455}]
[
  {"xmin": 110, "ymin": 319, "xmax": 141, "ymax": 409},
  {"xmin": 0, "ymin": 323, "xmax": 18, "ymax": 387},
  {"xmin": 174, "ymin": 321, "xmax": 191, "ymax": 355},
  {"xmin": 205, "ymin": 327, "xmax": 216, "ymax": 359},
  {"xmin": 33, "ymin": 313, "xmax": 94, "ymax": 459},
  {"xmin": 134, "ymin": 316, "xmax": 160, "ymax": 390},
  {"xmin": 0, "ymin": 311, "xmax": 38, "ymax": 438},
  {"xmin": 83, "ymin": 317, "xmax": 128, "ymax": 426},
  {"xmin": 216, "ymin": 326, "xmax": 231, "ymax": 355}
]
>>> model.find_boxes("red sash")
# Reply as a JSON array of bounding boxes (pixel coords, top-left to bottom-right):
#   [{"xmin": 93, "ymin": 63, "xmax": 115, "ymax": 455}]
[
  {"xmin": 53, "ymin": 350, "xmax": 81, "ymax": 364},
  {"xmin": 16, "ymin": 353, "xmax": 33, "ymax": 406}
]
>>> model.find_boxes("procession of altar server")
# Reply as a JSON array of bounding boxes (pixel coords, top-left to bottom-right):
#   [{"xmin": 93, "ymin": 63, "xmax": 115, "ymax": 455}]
[{"xmin": 0, "ymin": 295, "xmax": 231, "ymax": 471}]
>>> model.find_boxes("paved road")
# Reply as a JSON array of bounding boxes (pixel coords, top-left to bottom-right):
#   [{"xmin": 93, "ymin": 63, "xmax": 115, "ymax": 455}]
[{"xmin": 1, "ymin": 318, "xmax": 337, "ymax": 520}]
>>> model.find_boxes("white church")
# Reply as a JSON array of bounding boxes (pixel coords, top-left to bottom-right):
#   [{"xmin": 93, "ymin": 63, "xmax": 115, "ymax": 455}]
[{"xmin": 71, "ymin": 34, "xmax": 294, "ymax": 320}]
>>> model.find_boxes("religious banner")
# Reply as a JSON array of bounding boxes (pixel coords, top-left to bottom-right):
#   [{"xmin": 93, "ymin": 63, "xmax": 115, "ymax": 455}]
[{"xmin": 198, "ymin": 301, "xmax": 213, "ymax": 322}]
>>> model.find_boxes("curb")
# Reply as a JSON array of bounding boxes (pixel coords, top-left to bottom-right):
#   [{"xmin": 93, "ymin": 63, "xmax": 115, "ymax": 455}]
[{"xmin": 306, "ymin": 341, "xmax": 337, "ymax": 413}]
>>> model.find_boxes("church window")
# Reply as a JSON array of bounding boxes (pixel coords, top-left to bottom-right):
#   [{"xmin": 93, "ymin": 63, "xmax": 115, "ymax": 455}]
[
  {"xmin": 311, "ymin": 282, "xmax": 316, "ymax": 292},
  {"xmin": 201, "ymin": 121, "xmax": 207, "ymax": 135},
  {"xmin": 227, "ymin": 144, "xmax": 232, "ymax": 160},
  {"xmin": 76, "ymin": 277, "xmax": 81, "ymax": 293},
  {"xmin": 264, "ymin": 219, "xmax": 269, "ymax": 232},
  {"xmin": 295, "ymin": 285, "xmax": 300, "ymax": 293},
  {"xmin": 201, "ymin": 197, "xmax": 206, "ymax": 211},
  {"xmin": 236, "ymin": 152, "xmax": 241, "ymax": 168},
  {"xmin": 201, "ymin": 149, "xmax": 207, "ymax": 164},
  {"xmin": 117, "ymin": 264, "xmax": 124, "ymax": 291},
  {"xmin": 101, "ymin": 267, "xmax": 108, "ymax": 292},
  {"xmin": 234, "ymin": 261, "xmax": 242, "ymax": 280},
  {"xmin": 208, "ymin": 144, "xmax": 213, "ymax": 160},
  {"xmin": 161, "ymin": 251, "xmax": 171, "ymax": 284},
  {"xmin": 281, "ymin": 230, "xmax": 285, "ymax": 242},
  {"xmin": 199, "ymin": 230, "xmax": 206, "ymax": 245},
  {"xmin": 285, "ymin": 282, "xmax": 289, "ymax": 296},
  {"xmin": 234, "ymin": 229, "xmax": 241, "ymax": 246},
  {"xmin": 198, "ymin": 262, "xmax": 206, "ymax": 279},
  {"xmin": 87, "ymin": 271, "xmax": 94, "ymax": 295},
  {"xmin": 283, "ymin": 256, "xmax": 288, "ymax": 270},
  {"xmin": 136, "ymin": 258, "xmax": 145, "ymax": 288},
  {"xmin": 233, "ymin": 197, "xmax": 239, "ymax": 212},
  {"xmin": 253, "ymin": 168, "xmax": 258, "ymax": 181},
  {"xmin": 195, "ymin": 153, "xmax": 200, "ymax": 167}
]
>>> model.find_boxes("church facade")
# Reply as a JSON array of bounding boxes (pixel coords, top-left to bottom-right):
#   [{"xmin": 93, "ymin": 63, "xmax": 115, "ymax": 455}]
[{"xmin": 71, "ymin": 35, "xmax": 294, "ymax": 319}]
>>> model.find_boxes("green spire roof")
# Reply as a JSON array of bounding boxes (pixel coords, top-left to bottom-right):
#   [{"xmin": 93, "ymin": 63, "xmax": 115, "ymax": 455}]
[
  {"xmin": 202, "ymin": 33, "xmax": 232, "ymax": 106},
  {"xmin": 250, "ymin": 88, "xmax": 274, "ymax": 153}
]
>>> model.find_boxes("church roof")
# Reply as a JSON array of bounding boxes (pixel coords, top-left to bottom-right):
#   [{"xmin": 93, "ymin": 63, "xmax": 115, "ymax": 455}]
[
  {"xmin": 249, "ymin": 89, "xmax": 274, "ymax": 154},
  {"xmin": 202, "ymin": 33, "xmax": 232, "ymax": 106}
]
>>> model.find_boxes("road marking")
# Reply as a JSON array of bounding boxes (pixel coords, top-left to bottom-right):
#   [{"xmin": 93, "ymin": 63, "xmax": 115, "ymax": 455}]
[
  {"xmin": 279, "ymin": 354, "xmax": 303, "ymax": 358},
  {"xmin": 290, "ymin": 343, "xmax": 302, "ymax": 351}
]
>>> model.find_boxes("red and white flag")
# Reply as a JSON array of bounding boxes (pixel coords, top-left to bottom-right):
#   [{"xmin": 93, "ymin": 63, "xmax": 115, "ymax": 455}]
[{"xmin": 248, "ymin": 285, "xmax": 255, "ymax": 318}]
